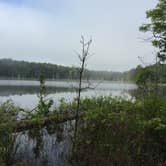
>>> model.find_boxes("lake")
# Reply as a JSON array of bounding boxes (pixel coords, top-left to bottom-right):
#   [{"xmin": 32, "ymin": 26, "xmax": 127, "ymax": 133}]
[{"xmin": 0, "ymin": 80, "xmax": 137, "ymax": 109}]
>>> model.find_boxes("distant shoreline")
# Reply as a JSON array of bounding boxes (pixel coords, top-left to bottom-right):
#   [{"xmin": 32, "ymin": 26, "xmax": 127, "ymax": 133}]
[{"xmin": 0, "ymin": 78, "xmax": 134, "ymax": 83}]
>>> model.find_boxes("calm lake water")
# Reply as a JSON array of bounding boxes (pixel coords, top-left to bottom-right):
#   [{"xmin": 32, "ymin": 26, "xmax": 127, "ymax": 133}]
[{"xmin": 0, "ymin": 80, "xmax": 137, "ymax": 109}]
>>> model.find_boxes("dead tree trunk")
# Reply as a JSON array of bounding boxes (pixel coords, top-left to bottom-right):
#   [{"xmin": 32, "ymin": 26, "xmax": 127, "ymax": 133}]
[{"xmin": 72, "ymin": 36, "xmax": 92, "ymax": 155}]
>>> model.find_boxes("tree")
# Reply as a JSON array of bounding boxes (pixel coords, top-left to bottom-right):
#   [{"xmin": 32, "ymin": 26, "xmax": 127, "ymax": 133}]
[
  {"xmin": 37, "ymin": 74, "xmax": 53, "ymax": 116},
  {"xmin": 72, "ymin": 36, "xmax": 92, "ymax": 157},
  {"xmin": 139, "ymin": 0, "xmax": 166, "ymax": 62},
  {"xmin": 136, "ymin": 68, "xmax": 156, "ymax": 98}
]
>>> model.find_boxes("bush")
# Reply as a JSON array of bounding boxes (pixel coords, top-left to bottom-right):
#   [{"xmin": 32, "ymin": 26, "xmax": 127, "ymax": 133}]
[{"xmin": 70, "ymin": 96, "xmax": 166, "ymax": 166}]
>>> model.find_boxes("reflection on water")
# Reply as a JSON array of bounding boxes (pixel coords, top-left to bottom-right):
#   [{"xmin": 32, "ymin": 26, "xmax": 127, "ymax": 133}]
[
  {"xmin": 0, "ymin": 86, "xmax": 74, "ymax": 96},
  {"xmin": 0, "ymin": 80, "xmax": 137, "ymax": 109},
  {"xmin": 16, "ymin": 124, "xmax": 71, "ymax": 166}
]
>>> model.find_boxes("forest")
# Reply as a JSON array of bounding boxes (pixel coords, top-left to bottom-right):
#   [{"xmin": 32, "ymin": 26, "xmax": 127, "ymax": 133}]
[
  {"xmin": 0, "ymin": 58, "xmax": 123, "ymax": 81},
  {"xmin": 123, "ymin": 63, "xmax": 166, "ymax": 83},
  {"xmin": 0, "ymin": 58, "xmax": 166, "ymax": 83}
]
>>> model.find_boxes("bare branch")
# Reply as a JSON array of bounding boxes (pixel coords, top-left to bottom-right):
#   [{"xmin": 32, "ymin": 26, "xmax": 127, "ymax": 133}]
[{"xmin": 72, "ymin": 36, "xmax": 93, "ymax": 155}]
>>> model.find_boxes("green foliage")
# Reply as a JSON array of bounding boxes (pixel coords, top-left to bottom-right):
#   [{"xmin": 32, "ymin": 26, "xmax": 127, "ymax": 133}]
[
  {"xmin": 0, "ymin": 100, "xmax": 20, "ymax": 124},
  {"xmin": 0, "ymin": 101, "xmax": 21, "ymax": 166},
  {"xmin": 140, "ymin": 0, "xmax": 166, "ymax": 61},
  {"xmin": 0, "ymin": 59, "xmax": 123, "ymax": 81},
  {"xmin": 69, "ymin": 96, "xmax": 166, "ymax": 166},
  {"xmin": 123, "ymin": 63, "xmax": 166, "ymax": 85},
  {"xmin": 1, "ymin": 59, "xmax": 164, "ymax": 83},
  {"xmin": 136, "ymin": 68, "xmax": 155, "ymax": 85},
  {"xmin": 36, "ymin": 74, "xmax": 53, "ymax": 116},
  {"xmin": 136, "ymin": 68, "xmax": 156, "ymax": 97},
  {"xmin": 0, "ymin": 126, "xmax": 19, "ymax": 166}
]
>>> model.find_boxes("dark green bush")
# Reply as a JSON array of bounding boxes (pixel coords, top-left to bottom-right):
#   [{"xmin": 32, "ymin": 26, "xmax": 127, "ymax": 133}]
[{"xmin": 67, "ymin": 96, "xmax": 166, "ymax": 166}]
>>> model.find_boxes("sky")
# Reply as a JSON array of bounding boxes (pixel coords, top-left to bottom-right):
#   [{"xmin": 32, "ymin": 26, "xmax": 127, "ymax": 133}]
[{"xmin": 0, "ymin": 0, "xmax": 157, "ymax": 71}]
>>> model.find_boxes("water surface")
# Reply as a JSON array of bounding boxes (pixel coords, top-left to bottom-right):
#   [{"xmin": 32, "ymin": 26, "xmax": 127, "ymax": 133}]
[{"xmin": 0, "ymin": 80, "xmax": 137, "ymax": 109}]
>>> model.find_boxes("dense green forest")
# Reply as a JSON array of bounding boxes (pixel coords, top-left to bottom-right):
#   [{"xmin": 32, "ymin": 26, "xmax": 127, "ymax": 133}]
[
  {"xmin": 123, "ymin": 64, "xmax": 166, "ymax": 83},
  {"xmin": 0, "ymin": 59, "xmax": 123, "ymax": 81},
  {"xmin": 0, "ymin": 58, "xmax": 165, "ymax": 83}
]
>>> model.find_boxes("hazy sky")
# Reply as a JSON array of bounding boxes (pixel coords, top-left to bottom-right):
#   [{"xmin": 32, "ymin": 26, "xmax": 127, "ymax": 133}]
[{"xmin": 0, "ymin": 0, "xmax": 157, "ymax": 71}]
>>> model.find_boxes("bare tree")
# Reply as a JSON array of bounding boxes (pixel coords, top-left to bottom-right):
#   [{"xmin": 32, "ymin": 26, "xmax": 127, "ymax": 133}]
[{"xmin": 72, "ymin": 36, "xmax": 92, "ymax": 155}]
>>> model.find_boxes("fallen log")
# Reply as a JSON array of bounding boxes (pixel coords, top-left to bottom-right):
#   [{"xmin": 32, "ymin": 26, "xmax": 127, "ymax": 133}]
[{"xmin": 1, "ymin": 111, "xmax": 85, "ymax": 133}]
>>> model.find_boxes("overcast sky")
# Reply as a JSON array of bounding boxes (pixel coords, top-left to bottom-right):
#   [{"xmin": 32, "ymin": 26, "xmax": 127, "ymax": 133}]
[{"xmin": 0, "ymin": 0, "xmax": 157, "ymax": 71}]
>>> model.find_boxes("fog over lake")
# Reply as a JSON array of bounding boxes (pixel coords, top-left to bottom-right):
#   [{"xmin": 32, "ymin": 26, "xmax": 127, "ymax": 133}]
[{"xmin": 0, "ymin": 80, "xmax": 137, "ymax": 109}]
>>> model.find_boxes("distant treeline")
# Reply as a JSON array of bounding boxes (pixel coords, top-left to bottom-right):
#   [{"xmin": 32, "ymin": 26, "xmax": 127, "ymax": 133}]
[
  {"xmin": 0, "ymin": 59, "xmax": 123, "ymax": 81},
  {"xmin": 0, "ymin": 59, "xmax": 165, "ymax": 82},
  {"xmin": 123, "ymin": 64, "xmax": 166, "ymax": 83}
]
